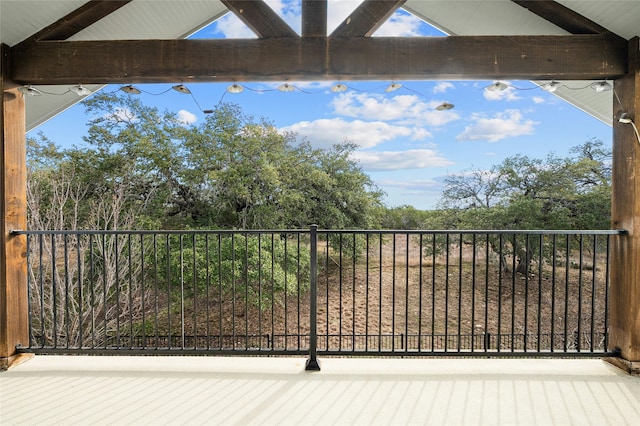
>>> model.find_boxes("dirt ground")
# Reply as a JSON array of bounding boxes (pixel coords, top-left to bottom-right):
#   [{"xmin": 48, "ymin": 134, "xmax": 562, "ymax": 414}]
[{"xmin": 173, "ymin": 233, "xmax": 608, "ymax": 352}]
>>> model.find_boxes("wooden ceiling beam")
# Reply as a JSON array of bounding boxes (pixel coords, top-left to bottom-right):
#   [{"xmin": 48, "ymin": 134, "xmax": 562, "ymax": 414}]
[
  {"xmin": 10, "ymin": 35, "xmax": 627, "ymax": 84},
  {"xmin": 302, "ymin": 0, "xmax": 327, "ymax": 37},
  {"xmin": 18, "ymin": 0, "xmax": 132, "ymax": 44},
  {"xmin": 221, "ymin": 0, "xmax": 297, "ymax": 38},
  {"xmin": 512, "ymin": 0, "xmax": 622, "ymax": 38},
  {"xmin": 331, "ymin": 0, "xmax": 406, "ymax": 38}
]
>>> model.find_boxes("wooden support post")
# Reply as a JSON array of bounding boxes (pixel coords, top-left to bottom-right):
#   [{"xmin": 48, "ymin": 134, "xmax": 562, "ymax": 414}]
[
  {"xmin": 0, "ymin": 43, "xmax": 29, "ymax": 370},
  {"xmin": 609, "ymin": 37, "xmax": 640, "ymax": 374}
]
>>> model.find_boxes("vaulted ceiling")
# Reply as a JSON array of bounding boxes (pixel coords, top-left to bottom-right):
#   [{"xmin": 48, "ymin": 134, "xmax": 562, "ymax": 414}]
[{"xmin": 1, "ymin": 0, "xmax": 639, "ymax": 130}]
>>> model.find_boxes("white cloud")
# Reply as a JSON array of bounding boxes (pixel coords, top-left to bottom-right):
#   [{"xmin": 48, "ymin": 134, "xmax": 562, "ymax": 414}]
[
  {"xmin": 373, "ymin": 12, "xmax": 424, "ymax": 36},
  {"xmin": 213, "ymin": 1, "xmax": 426, "ymax": 40},
  {"xmin": 433, "ymin": 82, "xmax": 454, "ymax": 94},
  {"xmin": 532, "ymin": 96, "xmax": 545, "ymax": 104},
  {"xmin": 456, "ymin": 110, "xmax": 537, "ymax": 143},
  {"xmin": 265, "ymin": 0, "xmax": 301, "ymax": 33},
  {"xmin": 218, "ymin": 0, "xmax": 423, "ymax": 37},
  {"xmin": 281, "ymin": 118, "xmax": 426, "ymax": 149},
  {"xmin": 214, "ymin": 13, "xmax": 257, "ymax": 38},
  {"xmin": 177, "ymin": 110, "xmax": 197, "ymax": 125},
  {"xmin": 483, "ymin": 82, "xmax": 521, "ymax": 101},
  {"xmin": 352, "ymin": 149, "xmax": 453, "ymax": 171},
  {"xmin": 331, "ymin": 92, "xmax": 459, "ymax": 127}
]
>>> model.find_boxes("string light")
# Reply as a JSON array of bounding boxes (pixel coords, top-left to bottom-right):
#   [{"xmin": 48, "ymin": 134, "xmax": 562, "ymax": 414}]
[
  {"xmin": 385, "ymin": 83, "xmax": 402, "ymax": 92},
  {"xmin": 277, "ymin": 83, "xmax": 295, "ymax": 92},
  {"xmin": 436, "ymin": 102, "xmax": 455, "ymax": 111},
  {"xmin": 20, "ymin": 78, "xmax": 618, "ymax": 118},
  {"xmin": 120, "ymin": 85, "xmax": 141, "ymax": 94},
  {"xmin": 171, "ymin": 84, "xmax": 191, "ymax": 95},
  {"xmin": 331, "ymin": 83, "xmax": 348, "ymax": 93},
  {"xmin": 486, "ymin": 81, "xmax": 508, "ymax": 91},
  {"xmin": 17, "ymin": 85, "xmax": 43, "ymax": 96},
  {"xmin": 542, "ymin": 81, "xmax": 562, "ymax": 93},
  {"xmin": 226, "ymin": 84, "xmax": 244, "ymax": 93},
  {"xmin": 590, "ymin": 80, "xmax": 612, "ymax": 92},
  {"xmin": 69, "ymin": 84, "xmax": 92, "ymax": 96}
]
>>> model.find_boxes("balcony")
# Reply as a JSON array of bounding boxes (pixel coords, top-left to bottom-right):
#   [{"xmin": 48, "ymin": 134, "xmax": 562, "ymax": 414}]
[
  {"xmin": 2, "ymin": 228, "xmax": 640, "ymax": 424},
  {"xmin": 2, "ymin": 355, "xmax": 640, "ymax": 424},
  {"xmin": 13, "ymin": 228, "xmax": 621, "ymax": 363}
]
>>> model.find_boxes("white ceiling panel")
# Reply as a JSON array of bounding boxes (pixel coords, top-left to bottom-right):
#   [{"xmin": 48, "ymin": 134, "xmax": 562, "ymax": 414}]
[
  {"xmin": 404, "ymin": 0, "xmax": 569, "ymax": 35},
  {"xmin": 0, "ymin": 0, "xmax": 88, "ymax": 46},
  {"xmin": 403, "ymin": 0, "xmax": 639, "ymax": 125},
  {"xmin": 1, "ymin": 0, "xmax": 228, "ymax": 130},
  {"xmin": 68, "ymin": 0, "xmax": 228, "ymax": 41},
  {"xmin": 2, "ymin": 1, "xmax": 638, "ymax": 129}
]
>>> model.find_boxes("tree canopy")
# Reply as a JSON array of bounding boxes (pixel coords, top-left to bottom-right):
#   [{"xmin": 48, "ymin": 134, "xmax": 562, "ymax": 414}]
[
  {"xmin": 27, "ymin": 93, "xmax": 612, "ymax": 233},
  {"xmin": 27, "ymin": 93, "xmax": 385, "ymax": 231},
  {"xmin": 436, "ymin": 138, "xmax": 611, "ymax": 230}
]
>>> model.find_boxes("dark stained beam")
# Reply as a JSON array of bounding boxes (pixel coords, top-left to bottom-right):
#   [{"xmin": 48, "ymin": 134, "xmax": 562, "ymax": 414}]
[
  {"xmin": 331, "ymin": 0, "xmax": 406, "ymax": 38},
  {"xmin": 512, "ymin": 0, "xmax": 622, "ymax": 37},
  {"xmin": 0, "ymin": 44, "xmax": 29, "ymax": 370},
  {"xmin": 10, "ymin": 35, "xmax": 627, "ymax": 84},
  {"xmin": 19, "ymin": 0, "xmax": 132, "ymax": 44},
  {"xmin": 221, "ymin": 0, "xmax": 298, "ymax": 38},
  {"xmin": 302, "ymin": 0, "xmax": 327, "ymax": 37},
  {"xmin": 609, "ymin": 36, "xmax": 640, "ymax": 372}
]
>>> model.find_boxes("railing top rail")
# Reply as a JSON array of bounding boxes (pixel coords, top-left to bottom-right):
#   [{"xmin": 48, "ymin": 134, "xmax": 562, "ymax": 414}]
[
  {"xmin": 11, "ymin": 228, "xmax": 626, "ymax": 236},
  {"xmin": 316, "ymin": 229, "xmax": 626, "ymax": 235},
  {"xmin": 11, "ymin": 229, "xmax": 309, "ymax": 236}
]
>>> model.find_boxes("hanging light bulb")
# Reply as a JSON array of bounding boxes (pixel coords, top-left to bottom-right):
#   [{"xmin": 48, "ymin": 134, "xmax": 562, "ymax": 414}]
[
  {"xmin": 435, "ymin": 102, "xmax": 455, "ymax": 111},
  {"xmin": 69, "ymin": 84, "xmax": 92, "ymax": 96},
  {"xmin": 120, "ymin": 85, "xmax": 141, "ymax": 94},
  {"xmin": 486, "ymin": 81, "xmax": 508, "ymax": 91},
  {"xmin": 277, "ymin": 83, "xmax": 295, "ymax": 92},
  {"xmin": 385, "ymin": 83, "xmax": 402, "ymax": 92},
  {"xmin": 331, "ymin": 83, "xmax": 348, "ymax": 93},
  {"xmin": 542, "ymin": 81, "xmax": 562, "ymax": 93},
  {"xmin": 17, "ymin": 85, "xmax": 43, "ymax": 96},
  {"xmin": 172, "ymin": 84, "xmax": 191, "ymax": 95},
  {"xmin": 590, "ymin": 80, "xmax": 612, "ymax": 92},
  {"xmin": 226, "ymin": 84, "xmax": 244, "ymax": 94}
]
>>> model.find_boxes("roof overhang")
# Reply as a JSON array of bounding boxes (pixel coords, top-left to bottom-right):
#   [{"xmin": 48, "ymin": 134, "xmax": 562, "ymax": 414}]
[{"xmin": 1, "ymin": 0, "xmax": 639, "ymax": 130}]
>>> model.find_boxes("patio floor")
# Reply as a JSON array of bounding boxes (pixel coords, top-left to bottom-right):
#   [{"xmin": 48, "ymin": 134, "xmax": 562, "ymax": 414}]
[{"xmin": 2, "ymin": 355, "xmax": 640, "ymax": 425}]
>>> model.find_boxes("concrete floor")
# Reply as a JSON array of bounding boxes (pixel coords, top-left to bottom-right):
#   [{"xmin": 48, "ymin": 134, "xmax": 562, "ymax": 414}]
[{"xmin": 1, "ymin": 355, "xmax": 640, "ymax": 425}]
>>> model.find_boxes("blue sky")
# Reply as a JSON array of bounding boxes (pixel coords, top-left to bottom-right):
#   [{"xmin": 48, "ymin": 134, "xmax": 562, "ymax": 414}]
[{"xmin": 29, "ymin": 0, "xmax": 612, "ymax": 210}]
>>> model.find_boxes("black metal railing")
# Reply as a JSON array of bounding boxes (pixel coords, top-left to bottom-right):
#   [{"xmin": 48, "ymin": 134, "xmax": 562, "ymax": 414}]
[
  {"xmin": 315, "ymin": 229, "xmax": 619, "ymax": 357},
  {"xmin": 20, "ymin": 230, "xmax": 311, "ymax": 355},
  {"xmin": 15, "ymin": 228, "xmax": 623, "ymax": 360}
]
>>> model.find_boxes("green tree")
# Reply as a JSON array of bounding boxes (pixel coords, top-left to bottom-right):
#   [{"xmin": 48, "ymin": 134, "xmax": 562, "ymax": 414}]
[
  {"xmin": 438, "ymin": 139, "xmax": 611, "ymax": 231},
  {"xmin": 28, "ymin": 93, "xmax": 384, "ymax": 231},
  {"xmin": 436, "ymin": 139, "xmax": 611, "ymax": 272}
]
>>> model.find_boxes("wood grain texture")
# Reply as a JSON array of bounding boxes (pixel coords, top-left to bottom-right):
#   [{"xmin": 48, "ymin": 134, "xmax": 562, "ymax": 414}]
[
  {"xmin": 18, "ymin": 0, "xmax": 132, "ymax": 44},
  {"xmin": 302, "ymin": 0, "xmax": 327, "ymax": 37},
  {"xmin": 221, "ymin": 0, "xmax": 298, "ymax": 38},
  {"xmin": 512, "ymin": 0, "xmax": 619, "ymax": 36},
  {"xmin": 0, "ymin": 43, "xmax": 28, "ymax": 367},
  {"xmin": 610, "ymin": 37, "xmax": 640, "ymax": 362},
  {"xmin": 330, "ymin": 0, "xmax": 406, "ymax": 38},
  {"xmin": 10, "ymin": 35, "xmax": 627, "ymax": 84}
]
